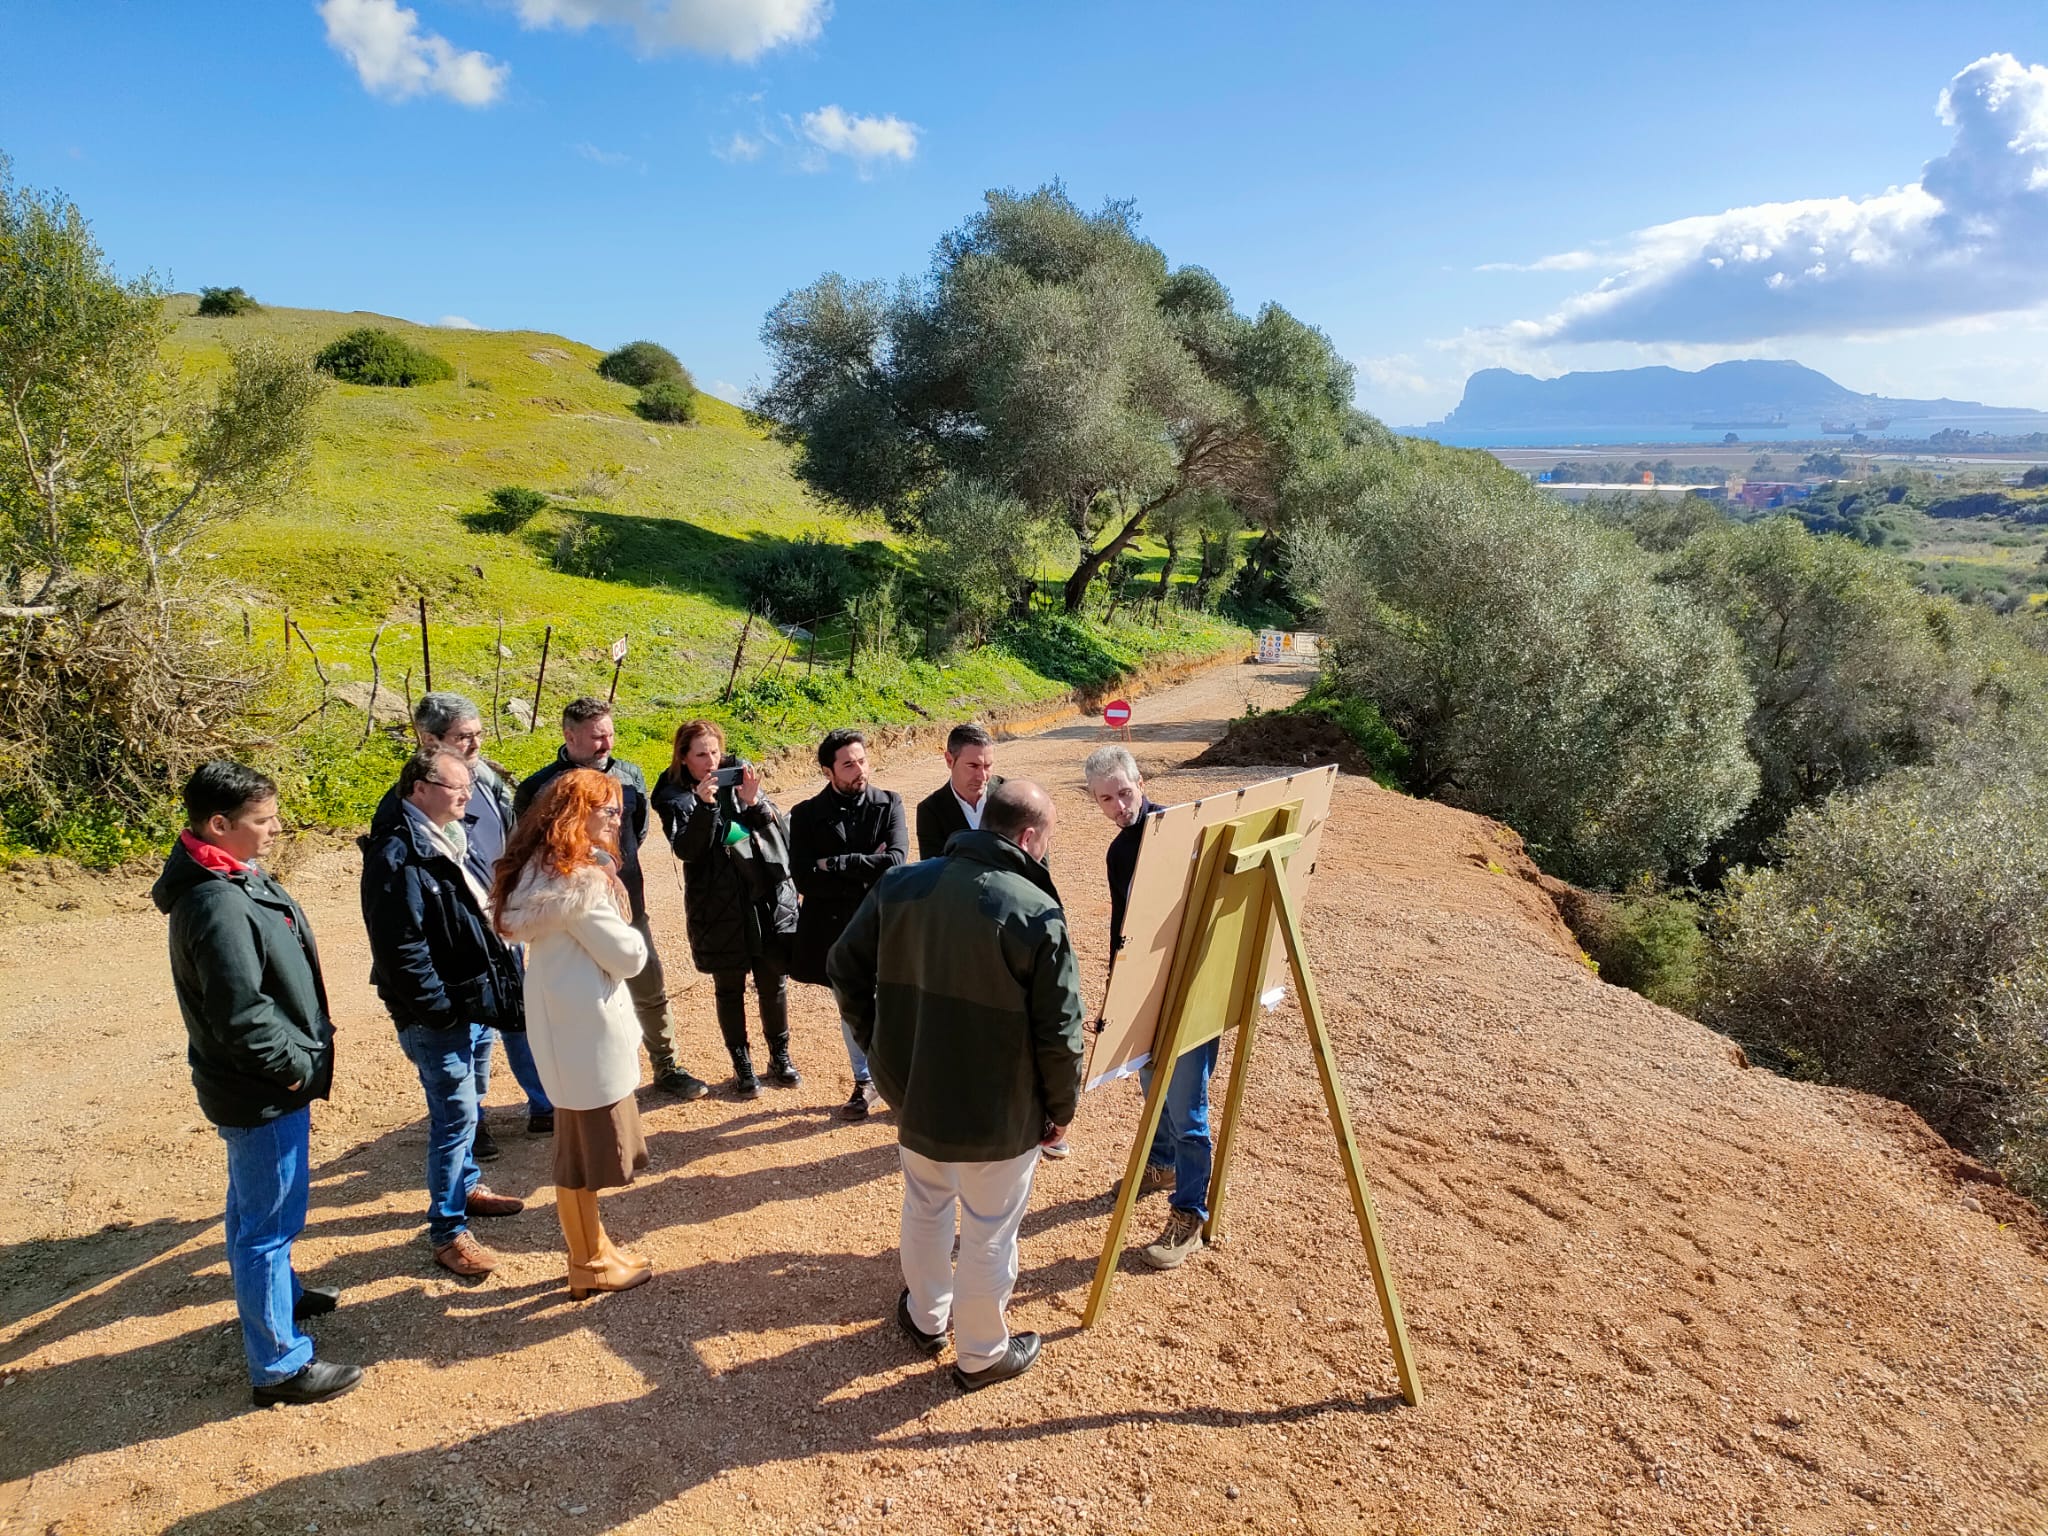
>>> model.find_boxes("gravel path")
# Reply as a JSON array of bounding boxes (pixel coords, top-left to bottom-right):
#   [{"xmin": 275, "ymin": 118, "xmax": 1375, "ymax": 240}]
[{"xmin": 1, "ymin": 657, "xmax": 2043, "ymax": 1536}]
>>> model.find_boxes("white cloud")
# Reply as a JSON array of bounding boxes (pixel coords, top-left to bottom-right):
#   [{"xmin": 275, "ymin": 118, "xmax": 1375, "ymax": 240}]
[
  {"xmin": 575, "ymin": 142, "xmax": 634, "ymax": 166},
  {"xmin": 1492, "ymin": 53, "xmax": 2048, "ymax": 346},
  {"xmin": 714, "ymin": 131, "xmax": 765, "ymax": 163},
  {"xmin": 1475, "ymin": 250, "xmax": 1603, "ymax": 273},
  {"xmin": 510, "ymin": 0, "xmax": 826, "ymax": 62},
  {"xmin": 319, "ymin": 0, "xmax": 509, "ymax": 106},
  {"xmin": 800, "ymin": 105, "xmax": 919, "ymax": 167},
  {"xmin": 436, "ymin": 315, "xmax": 483, "ymax": 329}
]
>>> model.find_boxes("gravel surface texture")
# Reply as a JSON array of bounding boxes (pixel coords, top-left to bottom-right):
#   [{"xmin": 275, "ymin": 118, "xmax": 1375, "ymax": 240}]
[{"xmin": 1, "ymin": 658, "xmax": 2044, "ymax": 1535}]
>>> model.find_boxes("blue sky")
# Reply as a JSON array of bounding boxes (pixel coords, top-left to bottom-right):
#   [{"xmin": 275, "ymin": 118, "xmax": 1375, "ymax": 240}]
[{"xmin": 4, "ymin": 0, "xmax": 2046, "ymax": 424}]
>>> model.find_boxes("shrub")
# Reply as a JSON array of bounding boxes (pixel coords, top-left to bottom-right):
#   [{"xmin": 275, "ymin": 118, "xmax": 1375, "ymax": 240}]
[
  {"xmin": 598, "ymin": 340, "xmax": 689, "ymax": 389},
  {"xmin": 737, "ymin": 532, "xmax": 850, "ymax": 623},
  {"xmin": 1291, "ymin": 475, "xmax": 1758, "ymax": 886},
  {"xmin": 552, "ymin": 514, "xmax": 616, "ymax": 579},
  {"xmin": 917, "ymin": 476, "xmax": 1071, "ymax": 637},
  {"xmin": 313, "ymin": 327, "xmax": 455, "ymax": 387},
  {"xmin": 1572, "ymin": 887, "xmax": 1705, "ymax": 1014},
  {"xmin": 196, "ymin": 285, "xmax": 260, "ymax": 317},
  {"xmin": 474, "ymin": 485, "xmax": 550, "ymax": 533},
  {"xmin": 635, "ymin": 379, "xmax": 696, "ymax": 424},
  {"xmin": 1705, "ymin": 737, "xmax": 2048, "ymax": 1200}
]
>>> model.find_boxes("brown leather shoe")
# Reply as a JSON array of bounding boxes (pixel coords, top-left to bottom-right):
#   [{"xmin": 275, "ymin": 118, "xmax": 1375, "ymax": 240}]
[
  {"xmin": 433, "ymin": 1231, "xmax": 498, "ymax": 1277},
  {"xmin": 465, "ymin": 1186, "xmax": 525, "ymax": 1218}
]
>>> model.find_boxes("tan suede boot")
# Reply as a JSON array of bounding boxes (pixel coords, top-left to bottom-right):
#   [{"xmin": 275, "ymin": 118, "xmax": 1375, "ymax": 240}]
[{"xmin": 574, "ymin": 1190, "xmax": 651, "ymax": 1296}]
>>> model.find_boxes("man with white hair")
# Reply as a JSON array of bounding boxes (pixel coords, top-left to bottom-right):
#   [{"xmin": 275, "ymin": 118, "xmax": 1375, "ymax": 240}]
[
  {"xmin": 1082, "ymin": 744, "xmax": 1210, "ymax": 1272},
  {"xmin": 400, "ymin": 694, "xmax": 553, "ymax": 1148}
]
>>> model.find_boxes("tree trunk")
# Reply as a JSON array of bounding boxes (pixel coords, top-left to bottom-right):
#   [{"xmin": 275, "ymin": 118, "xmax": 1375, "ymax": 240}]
[{"xmin": 1062, "ymin": 495, "xmax": 1167, "ymax": 613}]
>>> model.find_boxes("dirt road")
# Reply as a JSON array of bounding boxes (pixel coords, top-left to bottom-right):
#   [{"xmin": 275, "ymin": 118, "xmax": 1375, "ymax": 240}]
[{"xmin": 1, "ymin": 657, "xmax": 2043, "ymax": 1536}]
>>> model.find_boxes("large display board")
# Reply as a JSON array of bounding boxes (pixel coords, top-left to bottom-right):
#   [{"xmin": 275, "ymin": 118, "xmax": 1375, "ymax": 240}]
[{"xmin": 1087, "ymin": 765, "xmax": 1338, "ymax": 1091}]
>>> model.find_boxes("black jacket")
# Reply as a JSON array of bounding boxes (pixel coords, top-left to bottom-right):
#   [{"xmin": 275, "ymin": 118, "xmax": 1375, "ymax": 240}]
[
  {"xmin": 913, "ymin": 775, "xmax": 1005, "ymax": 861},
  {"xmin": 153, "ymin": 838, "xmax": 335, "ymax": 1128},
  {"xmin": 651, "ymin": 757, "xmax": 800, "ymax": 975},
  {"xmin": 370, "ymin": 762, "xmax": 517, "ymax": 883},
  {"xmin": 513, "ymin": 748, "xmax": 652, "ymax": 923},
  {"xmin": 360, "ymin": 795, "xmax": 523, "ymax": 1032},
  {"xmin": 788, "ymin": 783, "xmax": 908, "ymax": 985},
  {"xmin": 1106, "ymin": 797, "xmax": 1165, "ymax": 952}
]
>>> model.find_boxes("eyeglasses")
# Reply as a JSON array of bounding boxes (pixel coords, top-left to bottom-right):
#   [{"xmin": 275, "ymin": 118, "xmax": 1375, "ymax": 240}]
[{"xmin": 593, "ymin": 806, "xmax": 623, "ymax": 821}]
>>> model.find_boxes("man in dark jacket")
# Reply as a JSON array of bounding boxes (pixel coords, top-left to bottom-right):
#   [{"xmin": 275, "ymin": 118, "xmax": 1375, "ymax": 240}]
[
  {"xmin": 1084, "ymin": 743, "xmax": 1207, "ymax": 1271},
  {"xmin": 513, "ymin": 696, "xmax": 709, "ymax": 1101},
  {"xmin": 913, "ymin": 722, "xmax": 1002, "ymax": 860},
  {"xmin": 362, "ymin": 748, "xmax": 528, "ymax": 1278},
  {"xmin": 393, "ymin": 691, "xmax": 550, "ymax": 1150},
  {"xmin": 790, "ymin": 727, "xmax": 909, "ymax": 1119},
  {"xmin": 153, "ymin": 761, "xmax": 362, "ymax": 1407},
  {"xmin": 829, "ymin": 779, "xmax": 1084, "ymax": 1392}
]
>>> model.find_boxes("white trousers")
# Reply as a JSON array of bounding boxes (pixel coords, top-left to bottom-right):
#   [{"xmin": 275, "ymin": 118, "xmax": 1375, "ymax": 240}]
[{"xmin": 897, "ymin": 1144, "xmax": 1040, "ymax": 1372}]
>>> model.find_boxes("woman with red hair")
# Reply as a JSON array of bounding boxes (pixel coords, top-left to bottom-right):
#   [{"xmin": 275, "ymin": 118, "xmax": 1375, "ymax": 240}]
[{"xmin": 492, "ymin": 768, "xmax": 653, "ymax": 1297}]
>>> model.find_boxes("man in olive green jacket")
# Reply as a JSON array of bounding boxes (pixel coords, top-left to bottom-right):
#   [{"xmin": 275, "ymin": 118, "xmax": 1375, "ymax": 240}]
[{"xmin": 829, "ymin": 779, "xmax": 1084, "ymax": 1392}]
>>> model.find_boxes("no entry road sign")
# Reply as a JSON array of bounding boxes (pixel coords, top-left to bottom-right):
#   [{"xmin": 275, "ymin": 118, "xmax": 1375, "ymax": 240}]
[{"xmin": 1104, "ymin": 698, "xmax": 1132, "ymax": 732}]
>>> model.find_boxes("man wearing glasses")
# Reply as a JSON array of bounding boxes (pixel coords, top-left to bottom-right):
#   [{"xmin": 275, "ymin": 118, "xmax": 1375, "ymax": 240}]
[
  {"xmin": 408, "ymin": 693, "xmax": 553, "ymax": 1151},
  {"xmin": 361, "ymin": 748, "xmax": 528, "ymax": 1278}
]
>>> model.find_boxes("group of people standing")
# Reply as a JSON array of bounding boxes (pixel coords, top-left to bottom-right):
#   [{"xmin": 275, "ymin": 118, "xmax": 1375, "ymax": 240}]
[{"xmin": 156, "ymin": 692, "xmax": 1222, "ymax": 1408}]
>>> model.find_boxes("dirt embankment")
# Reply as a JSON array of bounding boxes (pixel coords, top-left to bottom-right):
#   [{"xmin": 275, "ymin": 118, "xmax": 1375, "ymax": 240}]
[{"xmin": 2, "ymin": 659, "xmax": 2044, "ymax": 1536}]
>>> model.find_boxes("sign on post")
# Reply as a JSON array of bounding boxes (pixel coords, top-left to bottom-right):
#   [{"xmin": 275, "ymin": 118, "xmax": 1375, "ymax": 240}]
[
  {"xmin": 607, "ymin": 635, "xmax": 629, "ymax": 704},
  {"xmin": 1103, "ymin": 698, "xmax": 1132, "ymax": 739}
]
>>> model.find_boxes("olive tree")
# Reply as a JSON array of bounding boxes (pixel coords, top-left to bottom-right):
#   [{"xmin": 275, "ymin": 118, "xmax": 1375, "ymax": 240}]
[
  {"xmin": 0, "ymin": 160, "xmax": 323, "ymax": 834},
  {"xmin": 1661, "ymin": 516, "xmax": 2042, "ymax": 866},
  {"xmin": 1291, "ymin": 469, "xmax": 1757, "ymax": 885},
  {"xmin": 753, "ymin": 184, "xmax": 1356, "ymax": 611}
]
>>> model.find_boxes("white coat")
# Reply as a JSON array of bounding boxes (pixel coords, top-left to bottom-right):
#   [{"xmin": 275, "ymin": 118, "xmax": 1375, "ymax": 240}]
[{"xmin": 495, "ymin": 861, "xmax": 648, "ymax": 1111}]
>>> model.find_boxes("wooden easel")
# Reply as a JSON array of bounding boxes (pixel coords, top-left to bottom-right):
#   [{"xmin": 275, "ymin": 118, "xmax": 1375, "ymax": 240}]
[{"xmin": 1081, "ymin": 797, "xmax": 1420, "ymax": 1407}]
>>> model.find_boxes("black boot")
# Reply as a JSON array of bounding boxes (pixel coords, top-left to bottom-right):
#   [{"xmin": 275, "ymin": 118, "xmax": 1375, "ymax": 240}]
[
  {"xmin": 729, "ymin": 1048, "xmax": 759, "ymax": 1099},
  {"xmin": 760, "ymin": 971, "xmax": 799, "ymax": 1086}
]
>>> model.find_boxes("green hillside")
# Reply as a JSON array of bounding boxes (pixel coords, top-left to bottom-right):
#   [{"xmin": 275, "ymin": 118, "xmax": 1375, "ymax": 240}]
[{"xmin": 129, "ymin": 298, "xmax": 1244, "ymax": 850}]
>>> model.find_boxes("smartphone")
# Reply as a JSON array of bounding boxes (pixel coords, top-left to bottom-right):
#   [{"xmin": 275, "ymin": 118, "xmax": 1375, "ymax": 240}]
[{"xmin": 710, "ymin": 764, "xmax": 747, "ymax": 788}]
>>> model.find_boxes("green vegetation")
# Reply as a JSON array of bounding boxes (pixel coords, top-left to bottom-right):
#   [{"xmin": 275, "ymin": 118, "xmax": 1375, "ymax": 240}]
[
  {"xmin": 1706, "ymin": 731, "xmax": 2048, "ymax": 1200},
  {"xmin": 634, "ymin": 377, "xmax": 696, "ymax": 424},
  {"xmin": 1292, "ymin": 463, "xmax": 1758, "ymax": 887},
  {"xmin": 475, "ymin": 485, "xmax": 550, "ymax": 532},
  {"xmin": 1, "ymin": 160, "xmax": 323, "ymax": 853},
  {"xmin": 314, "ymin": 326, "xmax": 456, "ymax": 387},
  {"xmin": 597, "ymin": 339, "xmax": 689, "ymax": 389},
  {"xmin": 1573, "ymin": 887, "xmax": 1705, "ymax": 1014},
  {"xmin": 756, "ymin": 183, "xmax": 1366, "ymax": 616},
  {"xmin": 196, "ymin": 285, "xmax": 260, "ymax": 317}
]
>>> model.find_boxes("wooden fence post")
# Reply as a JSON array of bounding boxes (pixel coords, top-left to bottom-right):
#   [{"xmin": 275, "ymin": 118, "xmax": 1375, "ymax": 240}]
[{"xmin": 529, "ymin": 624, "xmax": 552, "ymax": 732}]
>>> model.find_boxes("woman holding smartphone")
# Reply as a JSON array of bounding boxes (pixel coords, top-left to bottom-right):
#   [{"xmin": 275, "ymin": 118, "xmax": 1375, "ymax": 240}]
[{"xmin": 651, "ymin": 719, "xmax": 801, "ymax": 1098}]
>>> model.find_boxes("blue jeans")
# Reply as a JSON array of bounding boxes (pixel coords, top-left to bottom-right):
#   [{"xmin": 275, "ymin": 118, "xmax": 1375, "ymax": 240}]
[
  {"xmin": 217, "ymin": 1108, "xmax": 315, "ymax": 1386},
  {"xmin": 494, "ymin": 1028, "xmax": 553, "ymax": 1117},
  {"xmin": 840, "ymin": 1013, "xmax": 871, "ymax": 1083},
  {"xmin": 1141, "ymin": 1038, "xmax": 1220, "ymax": 1219},
  {"xmin": 397, "ymin": 1022, "xmax": 492, "ymax": 1245}
]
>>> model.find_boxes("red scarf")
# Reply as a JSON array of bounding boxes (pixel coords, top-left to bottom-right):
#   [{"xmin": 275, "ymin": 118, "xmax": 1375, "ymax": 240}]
[{"xmin": 178, "ymin": 829, "xmax": 247, "ymax": 875}]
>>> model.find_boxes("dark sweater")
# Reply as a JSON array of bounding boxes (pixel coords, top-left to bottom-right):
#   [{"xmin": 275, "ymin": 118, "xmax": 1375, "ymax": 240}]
[
  {"xmin": 1105, "ymin": 797, "xmax": 1165, "ymax": 951},
  {"xmin": 787, "ymin": 783, "xmax": 908, "ymax": 985}
]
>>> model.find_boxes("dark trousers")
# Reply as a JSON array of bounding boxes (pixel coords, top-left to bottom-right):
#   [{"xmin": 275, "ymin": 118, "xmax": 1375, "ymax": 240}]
[{"xmin": 713, "ymin": 962, "xmax": 790, "ymax": 1058}]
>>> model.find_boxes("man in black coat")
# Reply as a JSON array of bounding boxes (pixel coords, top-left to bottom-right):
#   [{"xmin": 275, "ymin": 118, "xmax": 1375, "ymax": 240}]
[
  {"xmin": 913, "ymin": 721, "xmax": 1003, "ymax": 860},
  {"xmin": 789, "ymin": 727, "xmax": 908, "ymax": 1119},
  {"xmin": 153, "ymin": 761, "xmax": 362, "ymax": 1407},
  {"xmin": 512, "ymin": 696, "xmax": 710, "ymax": 1101},
  {"xmin": 362, "ymin": 748, "xmax": 529, "ymax": 1279},
  {"xmin": 384, "ymin": 690, "xmax": 550, "ymax": 1152}
]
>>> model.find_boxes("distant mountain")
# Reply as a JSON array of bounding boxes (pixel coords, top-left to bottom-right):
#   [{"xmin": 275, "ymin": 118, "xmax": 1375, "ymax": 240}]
[{"xmin": 1431, "ymin": 359, "xmax": 2035, "ymax": 433}]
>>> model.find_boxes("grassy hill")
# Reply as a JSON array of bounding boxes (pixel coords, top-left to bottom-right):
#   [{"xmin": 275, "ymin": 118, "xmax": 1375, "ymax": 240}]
[{"xmin": 128, "ymin": 298, "xmax": 1244, "ymax": 850}]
